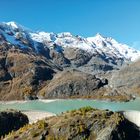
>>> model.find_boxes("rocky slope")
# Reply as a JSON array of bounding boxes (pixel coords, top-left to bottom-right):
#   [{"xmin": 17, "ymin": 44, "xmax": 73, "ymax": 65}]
[
  {"xmin": 0, "ymin": 110, "xmax": 28, "ymax": 137},
  {"xmin": 38, "ymin": 69, "xmax": 108, "ymax": 99},
  {"xmin": 109, "ymin": 59, "xmax": 140, "ymax": 98},
  {"xmin": 3, "ymin": 107, "xmax": 140, "ymax": 140},
  {"xmin": 0, "ymin": 44, "xmax": 60, "ymax": 100}
]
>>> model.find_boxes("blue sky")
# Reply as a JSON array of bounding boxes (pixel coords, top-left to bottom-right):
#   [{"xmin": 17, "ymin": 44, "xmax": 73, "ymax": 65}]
[{"xmin": 0, "ymin": 0, "xmax": 140, "ymax": 49}]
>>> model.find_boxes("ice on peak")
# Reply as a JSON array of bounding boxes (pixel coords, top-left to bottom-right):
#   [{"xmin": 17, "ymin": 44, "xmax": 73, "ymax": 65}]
[
  {"xmin": 30, "ymin": 31, "xmax": 57, "ymax": 42},
  {"xmin": 37, "ymin": 32, "xmax": 56, "ymax": 37},
  {"xmin": 5, "ymin": 21, "xmax": 30, "ymax": 32},
  {"xmin": 6, "ymin": 21, "xmax": 20, "ymax": 29},
  {"xmin": 96, "ymin": 33, "xmax": 104, "ymax": 37},
  {"xmin": 57, "ymin": 32, "xmax": 72, "ymax": 38}
]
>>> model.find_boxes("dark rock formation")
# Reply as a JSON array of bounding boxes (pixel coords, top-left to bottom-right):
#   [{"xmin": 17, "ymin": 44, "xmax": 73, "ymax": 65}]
[{"xmin": 0, "ymin": 110, "xmax": 29, "ymax": 137}]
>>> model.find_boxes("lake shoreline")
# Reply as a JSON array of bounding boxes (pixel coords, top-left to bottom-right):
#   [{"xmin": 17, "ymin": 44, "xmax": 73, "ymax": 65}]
[
  {"xmin": 0, "ymin": 99, "xmax": 57, "ymax": 105},
  {"xmin": 22, "ymin": 110, "xmax": 56, "ymax": 124},
  {"xmin": 1, "ymin": 98, "xmax": 140, "ymax": 124},
  {"xmin": 0, "ymin": 96, "xmax": 136, "ymax": 105}
]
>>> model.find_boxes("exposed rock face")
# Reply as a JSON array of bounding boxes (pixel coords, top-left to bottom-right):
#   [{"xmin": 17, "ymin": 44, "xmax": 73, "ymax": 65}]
[
  {"xmin": 110, "ymin": 60, "xmax": 140, "ymax": 97},
  {"xmin": 63, "ymin": 47, "xmax": 116, "ymax": 74},
  {"xmin": 0, "ymin": 110, "xmax": 29, "ymax": 137},
  {"xmin": 39, "ymin": 69, "xmax": 107, "ymax": 98},
  {"xmin": 3, "ymin": 107, "xmax": 140, "ymax": 140},
  {"xmin": 0, "ymin": 40, "xmax": 61, "ymax": 100}
]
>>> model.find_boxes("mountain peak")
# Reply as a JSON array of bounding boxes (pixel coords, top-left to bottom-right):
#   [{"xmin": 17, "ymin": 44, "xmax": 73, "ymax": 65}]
[
  {"xmin": 4, "ymin": 21, "xmax": 30, "ymax": 32},
  {"xmin": 87, "ymin": 33, "xmax": 106, "ymax": 43},
  {"xmin": 96, "ymin": 33, "xmax": 103, "ymax": 37},
  {"xmin": 6, "ymin": 21, "xmax": 19, "ymax": 29}
]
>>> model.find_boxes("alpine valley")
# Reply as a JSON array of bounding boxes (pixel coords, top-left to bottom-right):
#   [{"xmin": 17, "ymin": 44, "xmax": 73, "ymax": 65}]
[
  {"xmin": 1, "ymin": 21, "xmax": 140, "ymax": 140},
  {"xmin": 0, "ymin": 21, "xmax": 140, "ymax": 101}
]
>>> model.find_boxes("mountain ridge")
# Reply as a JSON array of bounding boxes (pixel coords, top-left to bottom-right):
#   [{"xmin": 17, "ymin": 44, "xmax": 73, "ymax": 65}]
[
  {"xmin": 0, "ymin": 21, "xmax": 140, "ymax": 101},
  {"xmin": 1, "ymin": 21, "xmax": 140, "ymax": 62}
]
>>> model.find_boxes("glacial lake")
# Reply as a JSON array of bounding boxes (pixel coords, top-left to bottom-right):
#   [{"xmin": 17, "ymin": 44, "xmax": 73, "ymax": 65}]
[{"xmin": 0, "ymin": 99, "xmax": 140, "ymax": 114}]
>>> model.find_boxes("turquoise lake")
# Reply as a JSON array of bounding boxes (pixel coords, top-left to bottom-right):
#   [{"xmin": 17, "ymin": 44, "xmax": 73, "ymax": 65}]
[{"xmin": 0, "ymin": 99, "xmax": 140, "ymax": 114}]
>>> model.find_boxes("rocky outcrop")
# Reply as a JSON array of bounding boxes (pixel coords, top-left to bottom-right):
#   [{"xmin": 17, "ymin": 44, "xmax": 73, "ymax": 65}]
[
  {"xmin": 110, "ymin": 60, "xmax": 140, "ymax": 97},
  {"xmin": 39, "ymin": 69, "xmax": 107, "ymax": 98},
  {"xmin": 3, "ymin": 107, "xmax": 140, "ymax": 140},
  {"xmin": 0, "ymin": 110, "xmax": 29, "ymax": 137}
]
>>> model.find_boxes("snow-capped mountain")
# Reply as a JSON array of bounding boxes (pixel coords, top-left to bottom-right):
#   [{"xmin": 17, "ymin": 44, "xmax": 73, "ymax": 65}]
[
  {"xmin": 0, "ymin": 21, "xmax": 140, "ymax": 65},
  {"xmin": 1, "ymin": 21, "xmax": 140, "ymax": 100},
  {"xmin": 0, "ymin": 21, "xmax": 31, "ymax": 48},
  {"xmin": 87, "ymin": 33, "xmax": 140, "ymax": 61},
  {"xmin": 30, "ymin": 26, "xmax": 140, "ymax": 62},
  {"xmin": 30, "ymin": 31, "xmax": 140, "ymax": 61}
]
